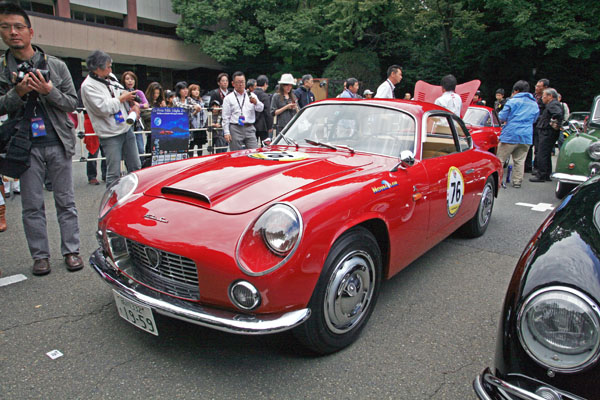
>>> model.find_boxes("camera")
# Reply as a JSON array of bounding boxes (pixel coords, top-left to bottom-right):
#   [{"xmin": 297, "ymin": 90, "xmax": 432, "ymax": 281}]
[
  {"xmin": 126, "ymin": 88, "xmax": 142, "ymax": 103},
  {"xmin": 16, "ymin": 62, "xmax": 49, "ymax": 83}
]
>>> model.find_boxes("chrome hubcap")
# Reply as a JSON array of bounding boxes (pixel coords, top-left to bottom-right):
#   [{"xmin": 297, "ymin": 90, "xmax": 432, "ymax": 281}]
[
  {"xmin": 324, "ymin": 250, "xmax": 376, "ymax": 334},
  {"xmin": 478, "ymin": 183, "xmax": 493, "ymax": 227}
]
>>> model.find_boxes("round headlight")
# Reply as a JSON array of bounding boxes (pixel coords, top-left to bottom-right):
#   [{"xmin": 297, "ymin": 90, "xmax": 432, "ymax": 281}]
[
  {"xmin": 259, "ymin": 204, "xmax": 301, "ymax": 256},
  {"xmin": 587, "ymin": 142, "xmax": 600, "ymax": 160},
  {"xmin": 518, "ymin": 287, "xmax": 600, "ymax": 372},
  {"xmin": 98, "ymin": 173, "xmax": 138, "ymax": 219}
]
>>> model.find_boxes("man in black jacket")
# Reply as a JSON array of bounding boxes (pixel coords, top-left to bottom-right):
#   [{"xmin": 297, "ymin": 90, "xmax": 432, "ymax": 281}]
[
  {"xmin": 254, "ymin": 74, "xmax": 272, "ymax": 144},
  {"xmin": 530, "ymin": 88, "xmax": 563, "ymax": 182},
  {"xmin": 208, "ymin": 72, "xmax": 231, "ymax": 109},
  {"xmin": 293, "ymin": 74, "xmax": 315, "ymax": 109}
]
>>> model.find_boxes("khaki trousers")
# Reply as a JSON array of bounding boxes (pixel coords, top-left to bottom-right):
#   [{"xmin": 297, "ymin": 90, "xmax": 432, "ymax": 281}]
[{"xmin": 496, "ymin": 142, "xmax": 530, "ymax": 185}]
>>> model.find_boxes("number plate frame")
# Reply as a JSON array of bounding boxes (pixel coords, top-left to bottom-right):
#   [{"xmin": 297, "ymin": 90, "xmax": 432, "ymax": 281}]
[{"xmin": 113, "ymin": 290, "xmax": 159, "ymax": 336}]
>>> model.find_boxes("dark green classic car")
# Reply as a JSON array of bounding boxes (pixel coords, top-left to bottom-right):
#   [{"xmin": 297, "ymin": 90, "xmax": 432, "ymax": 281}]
[{"xmin": 553, "ymin": 95, "xmax": 600, "ymax": 199}]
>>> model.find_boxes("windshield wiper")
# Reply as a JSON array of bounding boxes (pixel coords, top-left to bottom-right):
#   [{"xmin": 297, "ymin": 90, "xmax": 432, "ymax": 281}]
[
  {"xmin": 279, "ymin": 133, "xmax": 299, "ymax": 149},
  {"xmin": 305, "ymin": 139, "xmax": 355, "ymax": 153},
  {"xmin": 305, "ymin": 139, "xmax": 337, "ymax": 150}
]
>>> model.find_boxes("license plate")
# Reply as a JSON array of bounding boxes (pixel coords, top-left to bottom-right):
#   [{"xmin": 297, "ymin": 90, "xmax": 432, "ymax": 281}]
[{"xmin": 113, "ymin": 291, "xmax": 158, "ymax": 336}]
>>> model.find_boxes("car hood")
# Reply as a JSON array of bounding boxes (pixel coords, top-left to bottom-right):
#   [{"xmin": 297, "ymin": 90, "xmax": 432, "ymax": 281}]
[{"xmin": 143, "ymin": 149, "xmax": 373, "ymax": 214}]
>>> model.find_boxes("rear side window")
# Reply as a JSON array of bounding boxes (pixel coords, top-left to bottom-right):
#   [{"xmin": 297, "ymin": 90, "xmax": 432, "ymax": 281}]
[{"xmin": 422, "ymin": 115, "xmax": 458, "ymax": 159}]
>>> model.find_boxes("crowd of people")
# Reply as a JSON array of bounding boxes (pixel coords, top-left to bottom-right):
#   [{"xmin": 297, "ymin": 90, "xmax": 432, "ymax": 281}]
[{"xmin": 0, "ymin": 2, "xmax": 573, "ymax": 279}]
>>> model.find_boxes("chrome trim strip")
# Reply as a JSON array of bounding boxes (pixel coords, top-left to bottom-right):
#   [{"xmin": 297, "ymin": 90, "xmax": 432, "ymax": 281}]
[
  {"xmin": 89, "ymin": 249, "xmax": 311, "ymax": 335},
  {"xmin": 473, "ymin": 369, "xmax": 545, "ymax": 400},
  {"xmin": 551, "ymin": 172, "xmax": 588, "ymax": 184}
]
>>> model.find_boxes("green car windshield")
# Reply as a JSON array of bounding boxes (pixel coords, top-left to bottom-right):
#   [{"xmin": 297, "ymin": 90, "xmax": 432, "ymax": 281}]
[{"xmin": 276, "ymin": 104, "xmax": 416, "ymax": 157}]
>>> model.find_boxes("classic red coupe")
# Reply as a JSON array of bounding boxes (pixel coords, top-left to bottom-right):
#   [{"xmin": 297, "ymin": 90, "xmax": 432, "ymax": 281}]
[
  {"xmin": 90, "ymin": 98, "xmax": 503, "ymax": 354},
  {"xmin": 462, "ymin": 105, "xmax": 501, "ymax": 154}
]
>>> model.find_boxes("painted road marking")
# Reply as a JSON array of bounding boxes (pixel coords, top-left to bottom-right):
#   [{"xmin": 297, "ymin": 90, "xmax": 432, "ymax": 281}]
[
  {"xmin": 0, "ymin": 274, "xmax": 28, "ymax": 287},
  {"xmin": 516, "ymin": 202, "xmax": 555, "ymax": 212}
]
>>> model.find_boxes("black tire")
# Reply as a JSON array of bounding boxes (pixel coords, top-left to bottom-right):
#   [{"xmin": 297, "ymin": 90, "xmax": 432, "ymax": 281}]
[
  {"xmin": 293, "ymin": 227, "xmax": 382, "ymax": 354},
  {"xmin": 459, "ymin": 177, "xmax": 495, "ymax": 238},
  {"xmin": 555, "ymin": 181, "xmax": 577, "ymax": 199}
]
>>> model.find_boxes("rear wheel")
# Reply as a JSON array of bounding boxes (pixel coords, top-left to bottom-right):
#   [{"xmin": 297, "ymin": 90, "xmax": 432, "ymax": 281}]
[
  {"xmin": 555, "ymin": 181, "xmax": 577, "ymax": 199},
  {"xmin": 293, "ymin": 227, "xmax": 381, "ymax": 354},
  {"xmin": 459, "ymin": 177, "xmax": 494, "ymax": 238}
]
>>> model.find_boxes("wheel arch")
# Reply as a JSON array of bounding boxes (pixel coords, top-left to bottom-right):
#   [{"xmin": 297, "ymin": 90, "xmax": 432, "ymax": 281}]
[{"xmin": 356, "ymin": 218, "xmax": 391, "ymax": 279}]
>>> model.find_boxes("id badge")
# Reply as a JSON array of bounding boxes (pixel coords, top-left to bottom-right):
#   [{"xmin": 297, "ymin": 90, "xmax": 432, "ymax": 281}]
[
  {"xmin": 114, "ymin": 111, "xmax": 125, "ymax": 124},
  {"xmin": 238, "ymin": 115, "xmax": 245, "ymax": 126},
  {"xmin": 31, "ymin": 117, "xmax": 47, "ymax": 137}
]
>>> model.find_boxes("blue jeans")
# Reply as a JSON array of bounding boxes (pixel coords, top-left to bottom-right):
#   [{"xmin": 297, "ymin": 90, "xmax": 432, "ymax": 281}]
[{"xmin": 99, "ymin": 128, "xmax": 141, "ymax": 187}]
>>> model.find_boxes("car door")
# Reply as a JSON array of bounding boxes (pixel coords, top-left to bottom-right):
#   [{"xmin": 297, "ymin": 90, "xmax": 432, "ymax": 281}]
[{"xmin": 419, "ymin": 113, "xmax": 479, "ymax": 242}]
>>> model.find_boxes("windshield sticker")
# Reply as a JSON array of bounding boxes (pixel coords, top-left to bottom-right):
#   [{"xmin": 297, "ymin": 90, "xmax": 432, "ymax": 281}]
[
  {"xmin": 447, "ymin": 167, "xmax": 464, "ymax": 217},
  {"xmin": 372, "ymin": 180, "xmax": 398, "ymax": 194},
  {"xmin": 248, "ymin": 151, "xmax": 309, "ymax": 162}
]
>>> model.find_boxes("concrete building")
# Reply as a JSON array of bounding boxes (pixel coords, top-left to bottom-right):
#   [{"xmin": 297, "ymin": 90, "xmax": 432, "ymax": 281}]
[{"xmin": 1, "ymin": 0, "xmax": 222, "ymax": 92}]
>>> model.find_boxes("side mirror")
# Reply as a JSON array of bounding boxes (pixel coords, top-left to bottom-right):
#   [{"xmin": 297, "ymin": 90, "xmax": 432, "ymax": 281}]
[
  {"xmin": 262, "ymin": 138, "xmax": 272, "ymax": 146},
  {"xmin": 391, "ymin": 150, "xmax": 415, "ymax": 171}
]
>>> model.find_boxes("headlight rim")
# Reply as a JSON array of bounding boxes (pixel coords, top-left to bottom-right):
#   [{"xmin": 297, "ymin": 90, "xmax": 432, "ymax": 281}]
[
  {"xmin": 517, "ymin": 285, "xmax": 600, "ymax": 373},
  {"xmin": 587, "ymin": 142, "xmax": 600, "ymax": 160},
  {"xmin": 235, "ymin": 202, "xmax": 304, "ymax": 277},
  {"xmin": 98, "ymin": 173, "xmax": 139, "ymax": 220}
]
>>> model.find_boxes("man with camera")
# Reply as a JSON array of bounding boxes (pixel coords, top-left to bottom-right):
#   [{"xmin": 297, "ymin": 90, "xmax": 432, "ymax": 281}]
[
  {"xmin": 0, "ymin": 2, "xmax": 83, "ymax": 275},
  {"xmin": 80, "ymin": 50, "xmax": 141, "ymax": 187}
]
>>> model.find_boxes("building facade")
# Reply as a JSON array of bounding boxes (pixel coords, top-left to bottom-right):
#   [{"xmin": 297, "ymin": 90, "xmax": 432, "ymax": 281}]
[{"xmin": 1, "ymin": 0, "xmax": 221, "ymax": 93}]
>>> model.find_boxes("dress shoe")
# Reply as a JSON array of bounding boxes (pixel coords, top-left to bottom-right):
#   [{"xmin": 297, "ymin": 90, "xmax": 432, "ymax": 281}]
[
  {"xmin": 529, "ymin": 175, "xmax": 546, "ymax": 183},
  {"xmin": 64, "ymin": 253, "xmax": 84, "ymax": 271},
  {"xmin": 88, "ymin": 178, "xmax": 100, "ymax": 185},
  {"xmin": 32, "ymin": 258, "xmax": 51, "ymax": 276}
]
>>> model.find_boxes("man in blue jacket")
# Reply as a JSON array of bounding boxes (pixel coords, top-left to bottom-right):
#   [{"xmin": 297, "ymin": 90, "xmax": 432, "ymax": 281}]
[{"xmin": 497, "ymin": 80, "xmax": 540, "ymax": 188}]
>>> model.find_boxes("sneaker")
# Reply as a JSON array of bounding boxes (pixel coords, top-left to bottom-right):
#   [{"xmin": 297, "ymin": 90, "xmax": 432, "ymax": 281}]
[
  {"xmin": 88, "ymin": 178, "xmax": 100, "ymax": 185},
  {"xmin": 512, "ymin": 183, "xmax": 521, "ymax": 188}
]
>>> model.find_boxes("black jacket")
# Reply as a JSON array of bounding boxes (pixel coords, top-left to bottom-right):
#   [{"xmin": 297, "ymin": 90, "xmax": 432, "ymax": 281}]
[
  {"xmin": 293, "ymin": 86, "xmax": 315, "ymax": 109},
  {"xmin": 254, "ymin": 88, "xmax": 273, "ymax": 132},
  {"xmin": 208, "ymin": 87, "xmax": 231, "ymax": 108},
  {"xmin": 536, "ymin": 99, "xmax": 563, "ymax": 130}
]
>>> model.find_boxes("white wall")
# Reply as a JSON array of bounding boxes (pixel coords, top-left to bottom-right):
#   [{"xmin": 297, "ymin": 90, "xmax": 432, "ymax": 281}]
[{"xmin": 136, "ymin": 0, "xmax": 179, "ymax": 24}]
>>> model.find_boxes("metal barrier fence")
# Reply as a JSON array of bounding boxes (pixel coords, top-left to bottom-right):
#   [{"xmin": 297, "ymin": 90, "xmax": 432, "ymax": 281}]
[{"xmin": 72, "ymin": 107, "xmax": 228, "ymax": 164}]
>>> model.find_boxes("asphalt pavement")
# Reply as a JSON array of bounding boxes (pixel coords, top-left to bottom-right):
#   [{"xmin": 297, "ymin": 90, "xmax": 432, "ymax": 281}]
[{"xmin": 0, "ymin": 156, "xmax": 561, "ymax": 399}]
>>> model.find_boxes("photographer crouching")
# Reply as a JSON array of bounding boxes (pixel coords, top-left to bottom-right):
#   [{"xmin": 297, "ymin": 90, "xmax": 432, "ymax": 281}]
[
  {"xmin": 0, "ymin": 2, "xmax": 83, "ymax": 275},
  {"xmin": 80, "ymin": 50, "xmax": 141, "ymax": 187}
]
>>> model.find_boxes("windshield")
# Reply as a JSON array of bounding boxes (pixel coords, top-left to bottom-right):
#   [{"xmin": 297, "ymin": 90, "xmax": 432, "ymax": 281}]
[
  {"xmin": 592, "ymin": 99, "xmax": 600, "ymax": 122},
  {"xmin": 463, "ymin": 107, "xmax": 491, "ymax": 127},
  {"xmin": 275, "ymin": 104, "xmax": 416, "ymax": 157}
]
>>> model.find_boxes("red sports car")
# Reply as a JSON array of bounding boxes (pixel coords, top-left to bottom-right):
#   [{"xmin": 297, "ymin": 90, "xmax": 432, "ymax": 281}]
[
  {"xmin": 463, "ymin": 105, "xmax": 502, "ymax": 154},
  {"xmin": 90, "ymin": 98, "xmax": 503, "ymax": 354}
]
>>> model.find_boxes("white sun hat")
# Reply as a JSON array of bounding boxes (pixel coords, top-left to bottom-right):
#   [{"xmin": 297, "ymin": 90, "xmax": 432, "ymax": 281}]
[{"xmin": 278, "ymin": 73, "xmax": 296, "ymax": 85}]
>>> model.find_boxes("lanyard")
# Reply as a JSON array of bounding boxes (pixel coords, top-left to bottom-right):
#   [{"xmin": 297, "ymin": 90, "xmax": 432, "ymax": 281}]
[
  {"xmin": 387, "ymin": 79, "xmax": 395, "ymax": 92},
  {"xmin": 234, "ymin": 91, "xmax": 246, "ymax": 115}
]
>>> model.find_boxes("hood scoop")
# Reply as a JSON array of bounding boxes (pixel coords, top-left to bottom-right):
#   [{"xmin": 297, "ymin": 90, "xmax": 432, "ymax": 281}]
[{"xmin": 161, "ymin": 186, "xmax": 211, "ymax": 205}]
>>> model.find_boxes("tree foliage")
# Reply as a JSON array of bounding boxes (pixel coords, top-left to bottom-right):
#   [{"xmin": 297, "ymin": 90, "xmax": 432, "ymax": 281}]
[{"xmin": 172, "ymin": 0, "xmax": 600, "ymax": 109}]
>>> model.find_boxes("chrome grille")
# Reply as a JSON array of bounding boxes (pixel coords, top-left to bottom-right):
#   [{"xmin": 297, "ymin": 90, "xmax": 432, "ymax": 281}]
[{"xmin": 126, "ymin": 239, "xmax": 200, "ymax": 300}]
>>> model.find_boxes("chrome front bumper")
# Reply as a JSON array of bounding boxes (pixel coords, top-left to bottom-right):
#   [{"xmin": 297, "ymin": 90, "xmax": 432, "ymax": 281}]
[
  {"xmin": 89, "ymin": 248, "xmax": 311, "ymax": 335},
  {"xmin": 474, "ymin": 368, "xmax": 583, "ymax": 400},
  {"xmin": 551, "ymin": 172, "xmax": 588, "ymax": 184}
]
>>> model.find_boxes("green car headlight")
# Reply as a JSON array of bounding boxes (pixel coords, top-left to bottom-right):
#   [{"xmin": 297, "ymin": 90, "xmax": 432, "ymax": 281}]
[
  {"xmin": 587, "ymin": 142, "xmax": 600, "ymax": 160},
  {"xmin": 518, "ymin": 286, "xmax": 600, "ymax": 372}
]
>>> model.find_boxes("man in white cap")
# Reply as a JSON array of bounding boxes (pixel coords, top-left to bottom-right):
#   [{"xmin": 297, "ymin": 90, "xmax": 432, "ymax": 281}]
[
  {"xmin": 222, "ymin": 71, "xmax": 264, "ymax": 150},
  {"xmin": 363, "ymin": 89, "xmax": 374, "ymax": 99}
]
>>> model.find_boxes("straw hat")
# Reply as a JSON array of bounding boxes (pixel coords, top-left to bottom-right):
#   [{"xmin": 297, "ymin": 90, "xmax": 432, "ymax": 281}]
[{"xmin": 278, "ymin": 73, "xmax": 296, "ymax": 85}]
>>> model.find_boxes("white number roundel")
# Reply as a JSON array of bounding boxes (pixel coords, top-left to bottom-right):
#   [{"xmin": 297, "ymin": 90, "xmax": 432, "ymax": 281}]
[{"xmin": 446, "ymin": 167, "xmax": 464, "ymax": 217}]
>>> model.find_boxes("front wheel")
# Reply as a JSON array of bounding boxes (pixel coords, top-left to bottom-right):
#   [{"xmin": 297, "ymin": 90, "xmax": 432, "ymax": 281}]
[
  {"xmin": 459, "ymin": 177, "xmax": 495, "ymax": 238},
  {"xmin": 555, "ymin": 181, "xmax": 577, "ymax": 199},
  {"xmin": 293, "ymin": 227, "xmax": 381, "ymax": 354}
]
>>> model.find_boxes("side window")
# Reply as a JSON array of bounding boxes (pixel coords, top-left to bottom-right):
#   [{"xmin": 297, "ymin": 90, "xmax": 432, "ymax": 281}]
[
  {"xmin": 422, "ymin": 115, "xmax": 458, "ymax": 159},
  {"xmin": 451, "ymin": 118, "xmax": 470, "ymax": 151}
]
